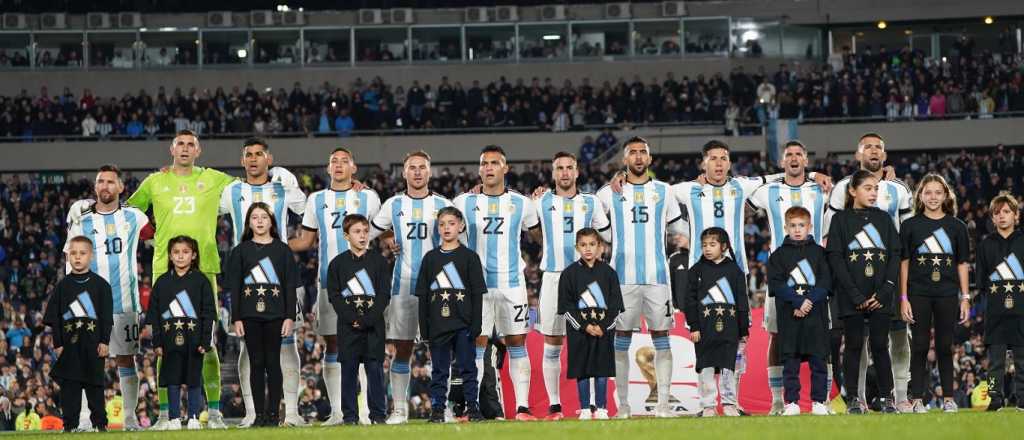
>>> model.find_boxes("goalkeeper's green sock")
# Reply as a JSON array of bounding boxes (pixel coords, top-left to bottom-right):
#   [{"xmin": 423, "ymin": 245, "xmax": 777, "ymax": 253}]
[{"xmin": 203, "ymin": 349, "xmax": 222, "ymax": 414}]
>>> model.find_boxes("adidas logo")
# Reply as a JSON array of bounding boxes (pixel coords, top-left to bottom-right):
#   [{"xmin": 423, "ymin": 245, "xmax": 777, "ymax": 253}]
[{"xmin": 549, "ymin": 206, "xmax": 558, "ymax": 211}]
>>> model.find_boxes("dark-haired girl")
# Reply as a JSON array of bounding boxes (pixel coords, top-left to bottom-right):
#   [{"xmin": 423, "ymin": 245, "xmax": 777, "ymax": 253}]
[
  {"xmin": 224, "ymin": 203, "xmax": 299, "ymax": 427},
  {"xmin": 826, "ymin": 170, "xmax": 901, "ymax": 413},
  {"xmin": 146, "ymin": 235, "xmax": 216, "ymax": 430}
]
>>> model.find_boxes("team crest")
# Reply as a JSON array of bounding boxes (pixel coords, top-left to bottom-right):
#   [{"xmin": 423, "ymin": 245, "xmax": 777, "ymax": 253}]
[
  {"xmin": 791, "ymin": 192, "xmax": 802, "ymax": 203},
  {"xmin": 352, "ymin": 198, "xmax": 360, "ymax": 207},
  {"xmin": 253, "ymin": 192, "xmax": 263, "ymax": 202},
  {"xmin": 106, "ymin": 223, "xmax": 117, "ymax": 235},
  {"xmin": 335, "ymin": 194, "xmax": 346, "ymax": 206},
  {"xmin": 713, "ymin": 188, "xmax": 723, "ymax": 198},
  {"xmin": 413, "ymin": 208, "xmax": 422, "ymax": 220},
  {"xmin": 729, "ymin": 189, "xmax": 737, "ymax": 197},
  {"xmin": 179, "ymin": 184, "xmax": 189, "ymax": 194},
  {"xmin": 489, "ymin": 203, "xmax": 499, "ymax": 214},
  {"xmin": 634, "ymin": 192, "xmax": 645, "ymax": 203},
  {"xmin": 652, "ymin": 193, "xmax": 660, "ymax": 202},
  {"xmin": 196, "ymin": 181, "xmax": 205, "ymax": 190},
  {"xmin": 563, "ymin": 201, "xmax": 573, "ymax": 213}
]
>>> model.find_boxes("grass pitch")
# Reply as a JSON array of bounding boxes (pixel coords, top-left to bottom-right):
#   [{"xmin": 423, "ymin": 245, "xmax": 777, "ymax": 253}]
[{"xmin": 10, "ymin": 412, "xmax": 1023, "ymax": 440}]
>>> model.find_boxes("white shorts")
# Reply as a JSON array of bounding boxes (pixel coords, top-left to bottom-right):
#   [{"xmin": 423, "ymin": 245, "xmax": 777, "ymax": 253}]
[
  {"xmin": 616, "ymin": 284, "xmax": 674, "ymax": 332},
  {"xmin": 385, "ymin": 296, "xmax": 420, "ymax": 341},
  {"xmin": 110, "ymin": 313, "xmax": 141, "ymax": 356},
  {"xmin": 537, "ymin": 272, "xmax": 565, "ymax": 336},
  {"xmin": 763, "ymin": 297, "xmax": 778, "ymax": 333},
  {"xmin": 315, "ymin": 288, "xmax": 337, "ymax": 336},
  {"xmin": 481, "ymin": 286, "xmax": 531, "ymax": 337}
]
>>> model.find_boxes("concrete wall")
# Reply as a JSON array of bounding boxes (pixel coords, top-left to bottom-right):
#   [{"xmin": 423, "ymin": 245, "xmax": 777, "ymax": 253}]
[{"xmin": 1, "ymin": 117, "xmax": 1019, "ymax": 172}]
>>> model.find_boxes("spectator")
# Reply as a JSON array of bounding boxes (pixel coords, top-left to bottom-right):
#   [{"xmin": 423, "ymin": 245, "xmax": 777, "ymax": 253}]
[
  {"xmin": 334, "ymin": 108, "xmax": 354, "ymax": 137},
  {"xmin": 579, "ymin": 135, "xmax": 598, "ymax": 164},
  {"xmin": 80, "ymin": 113, "xmax": 97, "ymax": 137}
]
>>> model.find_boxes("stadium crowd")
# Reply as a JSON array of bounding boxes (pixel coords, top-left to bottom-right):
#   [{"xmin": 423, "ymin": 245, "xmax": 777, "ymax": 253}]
[
  {"xmin": 0, "ymin": 141, "xmax": 1017, "ymax": 429},
  {"xmin": 1, "ymin": 43, "xmax": 1023, "ymax": 141}
]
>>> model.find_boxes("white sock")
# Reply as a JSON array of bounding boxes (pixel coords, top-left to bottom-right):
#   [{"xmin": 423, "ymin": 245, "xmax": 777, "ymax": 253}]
[
  {"xmin": 475, "ymin": 346, "xmax": 486, "ymax": 401},
  {"xmin": 358, "ymin": 365, "xmax": 370, "ymax": 423},
  {"xmin": 324, "ymin": 354, "xmax": 342, "ymax": 417},
  {"xmin": 239, "ymin": 343, "xmax": 254, "ymax": 417},
  {"xmin": 542, "ymin": 343, "xmax": 562, "ymax": 407},
  {"xmin": 614, "ymin": 334, "xmax": 632, "ymax": 409},
  {"xmin": 825, "ymin": 364, "xmax": 834, "ymax": 402},
  {"xmin": 652, "ymin": 336, "xmax": 673, "ymax": 407},
  {"xmin": 119, "ymin": 367, "xmax": 140, "ymax": 422},
  {"xmin": 768, "ymin": 366, "xmax": 784, "ymax": 404},
  {"xmin": 281, "ymin": 339, "xmax": 302, "ymax": 417},
  {"xmin": 79, "ymin": 392, "xmax": 91, "ymax": 426},
  {"xmin": 390, "ymin": 360, "xmax": 411, "ymax": 415},
  {"xmin": 508, "ymin": 345, "xmax": 531, "ymax": 410}
]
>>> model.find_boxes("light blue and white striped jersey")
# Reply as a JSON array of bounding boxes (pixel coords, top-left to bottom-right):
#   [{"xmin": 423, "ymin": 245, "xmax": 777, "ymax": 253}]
[
  {"xmin": 65, "ymin": 203, "xmax": 148, "ymax": 314},
  {"xmin": 597, "ymin": 179, "xmax": 685, "ymax": 285},
  {"xmin": 454, "ymin": 191, "xmax": 540, "ymax": 289},
  {"xmin": 534, "ymin": 191, "xmax": 610, "ymax": 273},
  {"xmin": 369, "ymin": 192, "xmax": 453, "ymax": 297},
  {"xmin": 219, "ymin": 177, "xmax": 306, "ymax": 246},
  {"xmin": 749, "ymin": 178, "xmax": 827, "ymax": 251},
  {"xmin": 827, "ymin": 176, "xmax": 912, "ymax": 232},
  {"xmin": 301, "ymin": 187, "xmax": 381, "ymax": 288},
  {"xmin": 673, "ymin": 176, "xmax": 772, "ymax": 274}
]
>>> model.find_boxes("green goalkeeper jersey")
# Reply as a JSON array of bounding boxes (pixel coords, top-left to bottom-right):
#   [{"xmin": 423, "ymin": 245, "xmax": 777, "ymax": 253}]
[{"xmin": 127, "ymin": 167, "xmax": 236, "ymax": 277}]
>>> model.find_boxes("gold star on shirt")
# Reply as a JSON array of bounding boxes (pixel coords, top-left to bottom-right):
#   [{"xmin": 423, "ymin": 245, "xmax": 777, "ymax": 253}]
[
  {"xmin": 367, "ymin": 299, "xmax": 374, "ymax": 308},
  {"xmin": 931, "ymin": 256, "xmax": 944, "ymax": 267},
  {"xmin": 1018, "ymin": 282, "xmax": 1024, "ymax": 293},
  {"xmin": 729, "ymin": 308, "xmax": 736, "ymax": 317},
  {"xmin": 849, "ymin": 252, "xmax": 859, "ymax": 262},
  {"xmin": 86, "ymin": 321, "xmax": 96, "ymax": 332},
  {"xmin": 917, "ymin": 255, "xmax": 927, "ymax": 265},
  {"xmin": 354, "ymin": 297, "xmax": 365, "ymax": 308},
  {"xmin": 879, "ymin": 252, "xmax": 886, "ymax": 262},
  {"xmin": 440, "ymin": 292, "xmax": 451, "ymax": 301},
  {"xmin": 597, "ymin": 311, "xmax": 606, "ymax": 320},
  {"xmin": 174, "ymin": 320, "xmax": 185, "ymax": 330},
  {"xmin": 703, "ymin": 307, "xmax": 711, "ymax": 317},
  {"xmin": 795, "ymin": 286, "xmax": 806, "ymax": 296},
  {"xmin": 1004, "ymin": 283, "xmax": 1015, "ymax": 293},
  {"xmin": 990, "ymin": 284, "xmax": 1000, "ymax": 294},
  {"xmin": 863, "ymin": 250, "xmax": 875, "ymax": 261},
  {"xmin": 715, "ymin": 306, "xmax": 725, "ymax": 316},
  {"xmin": 272, "ymin": 286, "xmax": 280, "ymax": 297},
  {"xmin": 75, "ymin": 321, "xmax": 83, "ymax": 329},
  {"xmin": 455, "ymin": 292, "xmax": 465, "ymax": 302},
  {"xmin": 257, "ymin": 286, "xmax": 267, "ymax": 296},
  {"xmin": 187, "ymin": 321, "xmax": 196, "ymax": 331},
  {"xmin": 946, "ymin": 257, "xmax": 953, "ymax": 266},
  {"xmin": 590, "ymin": 310, "xmax": 599, "ymax": 320},
  {"xmin": 163, "ymin": 322, "xmax": 170, "ymax": 331},
  {"xmin": 63, "ymin": 323, "xmax": 72, "ymax": 332},
  {"xmin": 244, "ymin": 286, "xmax": 252, "ymax": 297}
]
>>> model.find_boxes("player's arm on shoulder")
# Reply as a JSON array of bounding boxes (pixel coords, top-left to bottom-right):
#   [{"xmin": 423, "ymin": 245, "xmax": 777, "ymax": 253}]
[
  {"xmin": 126, "ymin": 174, "xmax": 154, "ymax": 211},
  {"xmin": 368, "ymin": 197, "xmax": 393, "ymax": 242}
]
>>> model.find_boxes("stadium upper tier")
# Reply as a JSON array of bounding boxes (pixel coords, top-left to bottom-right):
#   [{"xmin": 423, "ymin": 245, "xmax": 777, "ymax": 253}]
[{"xmin": 2, "ymin": 46, "xmax": 1023, "ymax": 144}]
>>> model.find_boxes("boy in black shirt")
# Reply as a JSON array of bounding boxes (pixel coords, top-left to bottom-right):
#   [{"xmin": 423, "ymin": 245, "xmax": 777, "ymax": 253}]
[
  {"xmin": 44, "ymin": 236, "xmax": 113, "ymax": 432},
  {"xmin": 767, "ymin": 207, "xmax": 831, "ymax": 416},
  {"xmin": 415, "ymin": 207, "xmax": 486, "ymax": 423},
  {"xmin": 975, "ymin": 194, "xmax": 1024, "ymax": 411},
  {"xmin": 326, "ymin": 214, "xmax": 391, "ymax": 425},
  {"xmin": 557, "ymin": 228, "xmax": 624, "ymax": 419}
]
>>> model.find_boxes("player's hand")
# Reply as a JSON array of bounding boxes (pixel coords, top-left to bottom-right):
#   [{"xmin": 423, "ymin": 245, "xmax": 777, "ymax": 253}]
[
  {"xmin": 469, "ymin": 183, "xmax": 483, "ymax": 194},
  {"xmin": 800, "ymin": 299, "xmax": 813, "ymax": 314},
  {"xmin": 813, "ymin": 173, "xmax": 833, "ymax": 193},
  {"xmin": 690, "ymin": 331, "xmax": 701, "ymax": 343},
  {"xmin": 609, "ymin": 172, "xmax": 625, "ymax": 193},
  {"xmin": 67, "ymin": 199, "xmax": 95, "ymax": 225},
  {"xmin": 234, "ymin": 320, "xmax": 245, "ymax": 337},
  {"xmin": 883, "ymin": 165, "xmax": 896, "ymax": 181},
  {"xmin": 901, "ymin": 299, "xmax": 915, "ymax": 323},
  {"xmin": 381, "ymin": 234, "xmax": 401, "ymax": 254},
  {"xmin": 864, "ymin": 294, "xmax": 882, "ymax": 311},
  {"xmin": 154, "ymin": 347, "xmax": 162, "ymax": 357},
  {"xmin": 159, "ymin": 165, "xmax": 170, "ymax": 173},
  {"xmin": 97, "ymin": 343, "xmax": 109, "ymax": 358},
  {"xmin": 793, "ymin": 309, "xmax": 805, "ymax": 318},
  {"xmin": 282, "ymin": 319, "xmax": 294, "ymax": 337},
  {"xmin": 959, "ymin": 298, "xmax": 971, "ymax": 325},
  {"xmin": 197, "ymin": 346, "xmax": 206, "ymax": 354},
  {"xmin": 531, "ymin": 186, "xmax": 548, "ymax": 199},
  {"xmin": 351, "ymin": 179, "xmax": 367, "ymax": 191}
]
